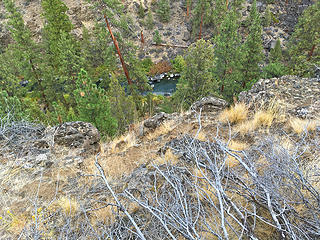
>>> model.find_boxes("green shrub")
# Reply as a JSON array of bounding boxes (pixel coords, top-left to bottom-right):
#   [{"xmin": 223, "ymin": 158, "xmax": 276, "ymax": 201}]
[
  {"xmin": 74, "ymin": 69, "xmax": 118, "ymax": 137},
  {"xmin": 262, "ymin": 62, "xmax": 288, "ymax": 79},
  {"xmin": 171, "ymin": 55, "xmax": 186, "ymax": 73},
  {"xmin": 153, "ymin": 30, "xmax": 163, "ymax": 44},
  {"xmin": 146, "ymin": 10, "xmax": 154, "ymax": 29},
  {"xmin": 141, "ymin": 58, "xmax": 154, "ymax": 73},
  {"xmin": 157, "ymin": 0, "xmax": 170, "ymax": 23}
]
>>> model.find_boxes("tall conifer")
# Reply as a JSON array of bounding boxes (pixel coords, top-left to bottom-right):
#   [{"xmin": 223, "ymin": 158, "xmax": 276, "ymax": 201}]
[
  {"xmin": 213, "ymin": 9, "xmax": 244, "ymax": 101},
  {"xmin": 242, "ymin": 0, "xmax": 264, "ymax": 88}
]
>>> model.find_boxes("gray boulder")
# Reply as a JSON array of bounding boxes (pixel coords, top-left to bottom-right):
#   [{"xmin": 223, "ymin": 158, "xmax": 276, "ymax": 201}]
[
  {"xmin": 190, "ymin": 96, "xmax": 228, "ymax": 112},
  {"xmin": 54, "ymin": 121, "xmax": 101, "ymax": 155}
]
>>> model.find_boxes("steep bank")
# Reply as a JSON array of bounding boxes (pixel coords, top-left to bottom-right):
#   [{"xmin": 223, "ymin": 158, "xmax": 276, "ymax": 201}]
[{"xmin": 0, "ymin": 75, "xmax": 319, "ymax": 239}]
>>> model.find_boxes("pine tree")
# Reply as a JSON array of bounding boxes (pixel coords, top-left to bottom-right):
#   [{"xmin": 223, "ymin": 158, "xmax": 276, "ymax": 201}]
[
  {"xmin": 74, "ymin": 69, "xmax": 118, "ymax": 137},
  {"xmin": 108, "ymin": 75, "xmax": 137, "ymax": 133},
  {"xmin": 213, "ymin": 10, "xmax": 244, "ymax": 101},
  {"xmin": 288, "ymin": 1, "xmax": 320, "ymax": 76},
  {"xmin": 41, "ymin": 0, "xmax": 83, "ymax": 105},
  {"xmin": 157, "ymin": 0, "xmax": 170, "ymax": 23},
  {"xmin": 138, "ymin": 0, "xmax": 145, "ymax": 18},
  {"xmin": 153, "ymin": 30, "xmax": 163, "ymax": 44},
  {"xmin": 173, "ymin": 39, "xmax": 218, "ymax": 109},
  {"xmin": 1, "ymin": 0, "xmax": 46, "ymax": 101},
  {"xmin": 242, "ymin": 0, "xmax": 264, "ymax": 89},
  {"xmin": 263, "ymin": 5, "xmax": 271, "ymax": 27},
  {"xmin": 270, "ymin": 39, "xmax": 283, "ymax": 63},
  {"xmin": 146, "ymin": 10, "xmax": 155, "ymax": 29}
]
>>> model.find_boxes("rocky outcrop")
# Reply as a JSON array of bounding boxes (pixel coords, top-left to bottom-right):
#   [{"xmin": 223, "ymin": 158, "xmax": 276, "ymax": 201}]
[
  {"xmin": 54, "ymin": 121, "xmax": 101, "ymax": 155},
  {"xmin": 190, "ymin": 96, "xmax": 228, "ymax": 112},
  {"xmin": 238, "ymin": 75, "xmax": 320, "ymax": 119}
]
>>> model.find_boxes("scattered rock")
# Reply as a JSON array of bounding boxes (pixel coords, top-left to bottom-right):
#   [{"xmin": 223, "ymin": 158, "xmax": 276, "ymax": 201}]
[{"xmin": 182, "ymin": 31, "xmax": 191, "ymax": 41}]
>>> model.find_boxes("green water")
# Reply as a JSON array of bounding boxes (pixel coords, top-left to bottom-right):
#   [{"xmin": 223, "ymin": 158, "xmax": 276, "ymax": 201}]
[{"xmin": 152, "ymin": 78, "xmax": 178, "ymax": 95}]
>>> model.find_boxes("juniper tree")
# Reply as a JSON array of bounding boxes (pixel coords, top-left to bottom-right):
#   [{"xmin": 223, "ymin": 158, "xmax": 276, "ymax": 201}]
[
  {"xmin": 242, "ymin": 0, "xmax": 264, "ymax": 88},
  {"xmin": 213, "ymin": 9, "xmax": 244, "ymax": 101},
  {"xmin": 41, "ymin": 0, "xmax": 83, "ymax": 105},
  {"xmin": 74, "ymin": 69, "xmax": 117, "ymax": 137},
  {"xmin": 108, "ymin": 75, "xmax": 137, "ymax": 133},
  {"xmin": 173, "ymin": 39, "xmax": 218, "ymax": 109},
  {"xmin": 146, "ymin": 10, "xmax": 154, "ymax": 29},
  {"xmin": 157, "ymin": 0, "xmax": 171, "ymax": 23},
  {"xmin": 1, "ymin": 0, "xmax": 46, "ymax": 101},
  {"xmin": 270, "ymin": 39, "xmax": 283, "ymax": 63},
  {"xmin": 263, "ymin": 5, "xmax": 271, "ymax": 27},
  {"xmin": 288, "ymin": 1, "xmax": 320, "ymax": 76}
]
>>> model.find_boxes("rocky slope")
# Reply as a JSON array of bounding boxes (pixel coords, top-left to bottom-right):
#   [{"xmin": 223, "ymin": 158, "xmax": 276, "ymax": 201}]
[
  {"xmin": 0, "ymin": 75, "xmax": 319, "ymax": 239},
  {"xmin": 0, "ymin": 0, "xmax": 316, "ymax": 62}
]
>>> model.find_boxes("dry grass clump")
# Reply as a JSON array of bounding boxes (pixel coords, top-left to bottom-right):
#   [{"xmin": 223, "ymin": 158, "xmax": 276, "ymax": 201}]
[
  {"xmin": 50, "ymin": 196, "xmax": 79, "ymax": 216},
  {"xmin": 226, "ymin": 141, "xmax": 248, "ymax": 167},
  {"xmin": 154, "ymin": 149, "xmax": 179, "ymax": 165},
  {"xmin": 236, "ymin": 110, "xmax": 275, "ymax": 135},
  {"xmin": 289, "ymin": 118, "xmax": 319, "ymax": 134},
  {"xmin": 253, "ymin": 110, "xmax": 274, "ymax": 127},
  {"xmin": 110, "ymin": 132, "xmax": 136, "ymax": 154},
  {"xmin": 219, "ymin": 103, "xmax": 248, "ymax": 124},
  {"xmin": 146, "ymin": 120, "xmax": 176, "ymax": 141}
]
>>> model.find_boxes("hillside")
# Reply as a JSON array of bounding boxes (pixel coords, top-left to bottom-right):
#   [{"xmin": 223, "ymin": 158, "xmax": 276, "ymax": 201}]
[
  {"xmin": 0, "ymin": 75, "xmax": 319, "ymax": 239},
  {"xmin": 0, "ymin": 0, "xmax": 315, "ymax": 62}
]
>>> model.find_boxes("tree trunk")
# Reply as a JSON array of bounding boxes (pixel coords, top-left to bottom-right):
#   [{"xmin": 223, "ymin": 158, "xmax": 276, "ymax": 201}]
[
  {"xmin": 141, "ymin": 30, "xmax": 144, "ymax": 44},
  {"xmin": 307, "ymin": 44, "xmax": 316, "ymax": 61},
  {"xmin": 104, "ymin": 15, "xmax": 132, "ymax": 85},
  {"xmin": 226, "ymin": 0, "xmax": 228, "ymax": 10},
  {"xmin": 187, "ymin": 1, "xmax": 190, "ymax": 18}
]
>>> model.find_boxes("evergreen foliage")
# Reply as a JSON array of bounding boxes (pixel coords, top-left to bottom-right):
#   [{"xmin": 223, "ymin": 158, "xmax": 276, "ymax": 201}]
[
  {"xmin": 157, "ymin": 0, "xmax": 170, "ymax": 23},
  {"xmin": 242, "ymin": 0, "xmax": 264, "ymax": 89},
  {"xmin": 173, "ymin": 39, "xmax": 218, "ymax": 109},
  {"xmin": 1, "ymin": 0, "xmax": 43, "ymax": 99},
  {"xmin": 138, "ymin": 0, "xmax": 145, "ymax": 18},
  {"xmin": 153, "ymin": 30, "xmax": 163, "ymax": 44},
  {"xmin": 213, "ymin": 9, "xmax": 244, "ymax": 101},
  {"xmin": 74, "ymin": 69, "xmax": 117, "ymax": 137},
  {"xmin": 108, "ymin": 75, "xmax": 137, "ymax": 133},
  {"xmin": 146, "ymin": 10, "xmax": 155, "ymax": 29},
  {"xmin": 288, "ymin": 1, "xmax": 320, "ymax": 77},
  {"xmin": 269, "ymin": 39, "xmax": 283, "ymax": 63},
  {"xmin": 263, "ymin": 5, "xmax": 271, "ymax": 27}
]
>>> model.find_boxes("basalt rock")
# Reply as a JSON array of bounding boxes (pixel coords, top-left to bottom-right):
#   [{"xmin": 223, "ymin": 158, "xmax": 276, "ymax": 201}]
[
  {"xmin": 190, "ymin": 96, "xmax": 228, "ymax": 112},
  {"xmin": 238, "ymin": 76, "xmax": 320, "ymax": 119},
  {"xmin": 54, "ymin": 121, "xmax": 101, "ymax": 155}
]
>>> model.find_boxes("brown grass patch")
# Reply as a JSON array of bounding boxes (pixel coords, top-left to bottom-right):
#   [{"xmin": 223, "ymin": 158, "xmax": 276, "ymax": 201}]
[
  {"xmin": 219, "ymin": 103, "xmax": 248, "ymax": 124},
  {"xmin": 289, "ymin": 118, "xmax": 318, "ymax": 134},
  {"xmin": 155, "ymin": 149, "xmax": 179, "ymax": 165},
  {"xmin": 146, "ymin": 120, "xmax": 176, "ymax": 141},
  {"xmin": 226, "ymin": 141, "xmax": 248, "ymax": 168},
  {"xmin": 148, "ymin": 60, "xmax": 172, "ymax": 75},
  {"xmin": 253, "ymin": 110, "xmax": 274, "ymax": 128},
  {"xmin": 49, "ymin": 196, "xmax": 79, "ymax": 216},
  {"xmin": 110, "ymin": 132, "xmax": 136, "ymax": 154}
]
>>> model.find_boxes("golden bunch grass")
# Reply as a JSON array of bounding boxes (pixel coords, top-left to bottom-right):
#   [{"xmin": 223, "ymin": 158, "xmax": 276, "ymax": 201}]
[
  {"xmin": 219, "ymin": 103, "xmax": 248, "ymax": 124},
  {"xmin": 289, "ymin": 118, "xmax": 318, "ymax": 134}
]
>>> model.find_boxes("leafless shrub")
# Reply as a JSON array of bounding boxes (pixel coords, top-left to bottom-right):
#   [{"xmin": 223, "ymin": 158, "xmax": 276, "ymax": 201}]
[{"xmin": 2, "ymin": 111, "xmax": 320, "ymax": 239}]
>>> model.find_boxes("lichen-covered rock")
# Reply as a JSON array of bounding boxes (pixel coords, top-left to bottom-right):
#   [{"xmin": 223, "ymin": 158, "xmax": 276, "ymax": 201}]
[
  {"xmin": 238, "ymin": 76, "xmax": 320, "ymax": 118},
  {"xmin": 54, "ymin": 121, "xmax": 101, "ymax": 155},
  {"xmin": 190, "ymin": 96, "xmax": 228, "ymax": 112},
  {"xmin": 144, "ymin": 112, "xmax": 168, "ymax": 130}
]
